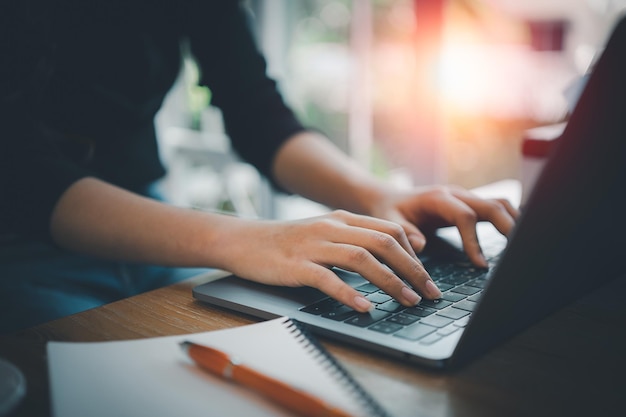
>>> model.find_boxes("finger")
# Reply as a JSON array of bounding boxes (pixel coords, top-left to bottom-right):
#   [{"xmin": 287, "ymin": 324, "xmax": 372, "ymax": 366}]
[
  {"xmin": 380, "ymin": 210, "xmax": 427, "ymax": 253},
  {"xmin": 336, "ymin": 211, "xmax": 419, "ymax": 259},
  {"xmin": 433, "ymin": 195, "xmax": 488, "ymax": 268},
  {"xmin": 490, "ymin": 198, "xmax": 520, "ymax": 235},
  {"xmin": 315, "ymin": 211, "xmax": 440, "ymax": 299},
  {"xmin": 300, "ymin": 264, "xmax": 375, "ymax": 313},
  {"xmin": 496, "ymin": 197, "xmax": 521, "ymax": 220},
  {"xmin": 326, "ymin": 243, "xmax": 422, "ymax": 306},
  {"xmin": 318, "ymin": 240, "xmax": 441, "ymax": 303},
  {"xmin": 454, "ymin": 219, "xmax": 487, "ymax": 267},
  {"xmin": 454, "ymin": 194, "xmax": 518, "ymax": 237}
]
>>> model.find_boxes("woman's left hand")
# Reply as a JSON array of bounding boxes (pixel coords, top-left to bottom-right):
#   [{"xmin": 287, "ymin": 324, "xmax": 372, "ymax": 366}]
[{"xmin": 366, "ymin": 185, "xmax": 520, "ymax": 267}]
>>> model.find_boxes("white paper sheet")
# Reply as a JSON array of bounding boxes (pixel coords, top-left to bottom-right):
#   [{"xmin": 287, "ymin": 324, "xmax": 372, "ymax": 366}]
[{"xmin": 48, "ymin": 317, "xmax": 377, "ymax": 417}]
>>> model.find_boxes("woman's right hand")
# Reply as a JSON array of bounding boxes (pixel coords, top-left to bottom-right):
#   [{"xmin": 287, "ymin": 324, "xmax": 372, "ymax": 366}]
[{"xmin": 215, "ymin": 210, "xmax": 442, "ymax": 313}]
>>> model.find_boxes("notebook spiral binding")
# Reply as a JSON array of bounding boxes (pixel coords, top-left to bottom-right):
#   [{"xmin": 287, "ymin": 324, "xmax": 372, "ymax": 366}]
[{"xmin": 282, "ymin": 317, "xmax": 392, "ymax": 417}]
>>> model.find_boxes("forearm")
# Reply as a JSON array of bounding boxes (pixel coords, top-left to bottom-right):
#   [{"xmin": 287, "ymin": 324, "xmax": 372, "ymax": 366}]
[
  {"xmin": 49, "ymin": 178, "xmax": 441, "ymax": 311},
  {"xmin": 272, "ymin": 131, "xmax": 391, "ymax": 215},
  {"xmin": 49, "ymin": 177, "xmax": 245, "ymax": 269}
]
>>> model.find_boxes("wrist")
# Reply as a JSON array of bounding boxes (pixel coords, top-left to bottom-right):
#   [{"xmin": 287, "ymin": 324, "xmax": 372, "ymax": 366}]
[
  {"xmin": 201, "ymin": 215, "xmax": 260, "ymax": 272},
  {"xmin": 344, "ymin": 175, "xmax": 398, "ymax": 216}
]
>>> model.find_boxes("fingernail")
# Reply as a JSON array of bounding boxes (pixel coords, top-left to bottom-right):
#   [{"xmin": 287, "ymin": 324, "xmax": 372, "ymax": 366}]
[
  {"xmin": 401, "ymin": 286, "xmax": 422, "ymax": 305},
  {"xmin": 354, "ymin": 295, "xmax": 374, "ymax": 312},
  {"xmin": 426, "ymin": 279, "xmax": 442, "ymax": 298}
]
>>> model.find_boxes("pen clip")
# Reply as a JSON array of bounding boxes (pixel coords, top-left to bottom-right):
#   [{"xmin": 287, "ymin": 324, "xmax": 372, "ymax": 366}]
[{"xmin": 222, "ymin": 354, "xmax": 241, "ymax": 379}]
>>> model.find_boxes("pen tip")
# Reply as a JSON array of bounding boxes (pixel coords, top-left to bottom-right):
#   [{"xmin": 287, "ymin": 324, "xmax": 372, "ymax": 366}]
[{"xmin": 179, "ymin": 340, "xmax": 191, "ymax": 353}]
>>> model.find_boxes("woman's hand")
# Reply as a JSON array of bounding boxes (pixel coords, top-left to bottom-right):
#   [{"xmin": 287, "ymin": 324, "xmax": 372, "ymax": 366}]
[
  {"xmin": 216, "ymin": 210, "xmax": 442, "ymax": 313},
  {"xmin": 365, "ymin": 185, "xmax": 520, "ymax": 268}
]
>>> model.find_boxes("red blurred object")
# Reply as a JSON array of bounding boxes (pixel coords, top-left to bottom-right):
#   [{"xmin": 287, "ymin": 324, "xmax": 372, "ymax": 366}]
[{"xmin": 526, "ymin": 19, "xmax": 569, "ymax": 51}]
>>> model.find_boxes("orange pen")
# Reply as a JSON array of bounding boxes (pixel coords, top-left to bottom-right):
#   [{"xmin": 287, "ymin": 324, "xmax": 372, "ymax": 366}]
[{"xmin": 180, "ymin": 341, "xmax": 355, "ymax": 417}]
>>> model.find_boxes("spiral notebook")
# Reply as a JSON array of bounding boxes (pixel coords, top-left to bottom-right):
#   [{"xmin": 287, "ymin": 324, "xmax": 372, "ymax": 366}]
[{"xmin": 47, "ymin": 317, "xmax": 390, "ymax": 417}]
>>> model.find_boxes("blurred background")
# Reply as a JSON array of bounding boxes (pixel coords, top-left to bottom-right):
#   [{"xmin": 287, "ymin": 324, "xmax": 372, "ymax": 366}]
[{"xmin": 155, "ymin": 0, "xmax": 626, "ymax": 219}]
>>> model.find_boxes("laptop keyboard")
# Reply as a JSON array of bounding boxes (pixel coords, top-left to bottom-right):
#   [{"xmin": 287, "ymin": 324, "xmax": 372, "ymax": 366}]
[{"xmin": 300, "ymin": 253, "xmax": 500, "ymax": 346}]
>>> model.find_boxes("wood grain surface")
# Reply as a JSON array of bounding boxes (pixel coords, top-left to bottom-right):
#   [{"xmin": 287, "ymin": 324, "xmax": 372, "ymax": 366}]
[{"xmin": 1, "ymin": 272, "xmax": 625, "ymax": 417}]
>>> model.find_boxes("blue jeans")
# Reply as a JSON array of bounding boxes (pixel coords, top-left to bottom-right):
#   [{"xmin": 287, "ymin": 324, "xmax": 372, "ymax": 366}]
[{"xmin": 0, "ymin": 181, "xmax": 210, "ymax": 334}]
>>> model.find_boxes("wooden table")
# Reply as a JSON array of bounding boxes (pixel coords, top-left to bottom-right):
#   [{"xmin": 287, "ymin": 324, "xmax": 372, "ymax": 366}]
[{"xmin": 1, "ymin": 271, "xmax": 625, "ymax": 417}]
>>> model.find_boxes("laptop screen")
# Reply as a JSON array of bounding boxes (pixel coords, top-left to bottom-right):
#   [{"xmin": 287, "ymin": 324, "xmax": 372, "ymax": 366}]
[{"xmin": 451, "ymin": 15, "xmax": 626, "ymax": 366}]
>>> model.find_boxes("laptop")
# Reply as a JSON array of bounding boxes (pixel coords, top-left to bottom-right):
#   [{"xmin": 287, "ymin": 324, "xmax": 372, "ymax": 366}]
[{"xmin": 193, "ymin": 16, "xmax": 626, "ymax": 369}]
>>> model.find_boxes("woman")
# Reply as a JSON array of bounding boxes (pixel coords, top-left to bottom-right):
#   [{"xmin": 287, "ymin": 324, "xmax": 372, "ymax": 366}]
[{"xmin": 0, "ymin": 0, "xmax": 517, "ymax": 333}]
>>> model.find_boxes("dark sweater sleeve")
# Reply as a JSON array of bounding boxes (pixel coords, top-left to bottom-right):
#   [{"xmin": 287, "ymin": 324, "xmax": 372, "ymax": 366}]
[
  {"xmin": 0, "ymin": 98, "xmax": 91, "ymax": 237},
  {"xmin": 0, "ymin": 1, "xmax": 91, "ymax": 237},
  {"xmin": 183, "ymin": 1, "xmax": 306, "ymax": 186}
]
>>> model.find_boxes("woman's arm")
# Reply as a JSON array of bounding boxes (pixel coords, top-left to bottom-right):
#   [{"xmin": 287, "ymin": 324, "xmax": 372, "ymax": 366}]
[
  {"xmin": 50, "ymin": 177, "xmax": 230, "ymax": 267},
  {"xmin": 49, "ymin": 177, "xmax": 438, "ymax": 312}
]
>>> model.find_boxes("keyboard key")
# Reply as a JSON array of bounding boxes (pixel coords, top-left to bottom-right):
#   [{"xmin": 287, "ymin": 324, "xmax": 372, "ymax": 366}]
[
  {"xmin": 419, "ymin": 333, "xmax": 443, "ymax": 345},
  {"xmin": 426, "ymin": 263, "xmax": 457, "ymax": 278},
  {"xmin": 453, "ymin": 267, "xmax": 487, "ymax": 279},
  {"xmin": 436, "ymin": 307, "xmax": 470, "ymax": 320},
  {"xmin": 453, "ymin": 300, "xmax": 477, "ymax": 312},
  {"xmin": 300, "ymin": 298, "xmax": 339, "ymax": 315},
  {"xmin": 366, "ymin": 292, "xmax": 393, "ymax": 304},
  {"xmin": 387, "ymin": 313, "xmax": 419, "ymax": 325},
  {"xmin": 441, "ymin": 292, "xmax": 466, "ymax": 302},
  {"xmin": 356, "ymin": 283, "xmax": 380, "ymax": 294},
  {"xmin": 466, "ymin": 278, "xmax": 487, "ymax": 289},
  {"xmin": 345, "ymin": 309, "xmax": 391, "ymax": 327},
  {"xmin": 467, "ymin": 293, "xmax": 482, "ymax": 302},
  {"xmin": 437, "ymin": 324, "xmax": 460, "ymax": 336},
  {"xmin": 368, "ymin": 321, "xmax": 404, "ymax": 334},
  {"xmin": 404, "ymin": 305, "xmax": 437, "ymax": 317},
  {"xmin": 394, "ymin": 323, "xmax": 437, "ymax": 341},
  {"xmin": 439, "ymin": 275, "xmax": 470, "ymax": 286},
  {"xmin": 453, "ymin": 316, "xmax": 471, "ymax": 327},
  {"xmin": 322, "ymin": 305, "xmax": 357, "ymax": 321},
  {"xmin": 376, "ymin": 300, "xmax": 405, "ymax": 313},
  {"xmin": 450, "ymin": 286, "xmax": 481, "ymax": 296},
  {"xmin": 420, "ymin": 315, "xmax": 454, "ymax": 328},
  {"xmin": 434, "ymin": 283, "xmax": 454, "ymax": 292},
  {"xmin": 419, "ymin": 299, "xmax": 452, "ymax": 310}
]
